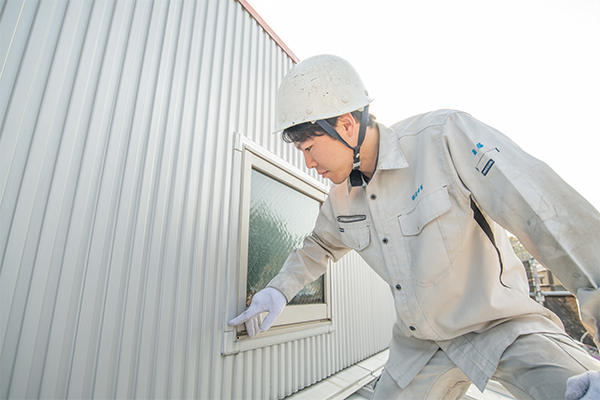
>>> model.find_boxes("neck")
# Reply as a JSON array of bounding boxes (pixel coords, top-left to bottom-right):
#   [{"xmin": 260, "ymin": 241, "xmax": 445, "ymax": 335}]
[{"xmin": 358, "ymin": 124, "xmax": 380, "ymax": 179}]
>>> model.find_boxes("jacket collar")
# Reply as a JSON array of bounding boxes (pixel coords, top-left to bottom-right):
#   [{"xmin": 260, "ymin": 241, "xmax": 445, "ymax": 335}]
[
  {"xmin": 344, "ymin": 122, "xmax": 409, "ymax": 193},
  {"xmin": 376, "ymin": 122, "xmax": 409, "ymax": 171}
]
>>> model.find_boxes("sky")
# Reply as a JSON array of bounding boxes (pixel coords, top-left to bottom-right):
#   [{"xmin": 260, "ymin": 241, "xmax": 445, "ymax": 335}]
[{"xmin": 249, "ymin": 0, "xmax": 600, "ymax": 211}]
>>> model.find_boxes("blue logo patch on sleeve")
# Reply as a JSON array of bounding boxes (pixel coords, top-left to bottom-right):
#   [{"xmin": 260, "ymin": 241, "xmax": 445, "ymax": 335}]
[{"xmin": 482, "ymin": 159, "xmax": 495, "ymax": 176}]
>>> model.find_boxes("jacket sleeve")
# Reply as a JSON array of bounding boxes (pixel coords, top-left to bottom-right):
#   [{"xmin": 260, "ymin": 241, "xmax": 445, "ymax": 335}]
[
  {"xmin": 442, "ymin": 111, "xmax": 600, "ymax": 345},
  {"xmin": 267, "ymin": 195, "xmax": 352, "ymax": 302}
]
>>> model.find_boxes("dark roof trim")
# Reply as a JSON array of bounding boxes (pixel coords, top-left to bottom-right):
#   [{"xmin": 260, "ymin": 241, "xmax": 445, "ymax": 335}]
[{"xmin": 237, "ymin": 0, "xmax": 300, "ymax": 63}]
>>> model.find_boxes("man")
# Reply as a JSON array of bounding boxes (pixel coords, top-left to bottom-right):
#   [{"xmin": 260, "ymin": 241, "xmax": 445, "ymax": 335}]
[{"xmin": 229, "ymin": 55, "xmax": 600, "ymax": 399}]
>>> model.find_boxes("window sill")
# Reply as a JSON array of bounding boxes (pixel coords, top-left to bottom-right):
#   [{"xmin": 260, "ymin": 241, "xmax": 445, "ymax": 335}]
[{"xmin": 222, "ymin": 320, "xmax": 334, "ymax": 356}]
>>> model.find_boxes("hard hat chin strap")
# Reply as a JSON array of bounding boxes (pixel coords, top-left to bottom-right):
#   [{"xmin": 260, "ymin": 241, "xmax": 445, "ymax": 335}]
[{"xmin": 316, "ymin": 105, "xmax": 370, "ymax": 186}]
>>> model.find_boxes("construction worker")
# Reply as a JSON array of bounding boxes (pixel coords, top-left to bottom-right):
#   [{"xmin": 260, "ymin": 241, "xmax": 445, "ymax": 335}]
[{"xmin": 228, "ymin": 55, "xmax": 600, "ymax": 399}]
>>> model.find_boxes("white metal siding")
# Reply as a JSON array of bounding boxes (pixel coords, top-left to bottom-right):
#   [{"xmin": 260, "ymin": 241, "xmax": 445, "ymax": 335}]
[{"xmin": 0, "ymin": 0, "xmax": 395, "ymax": 399}]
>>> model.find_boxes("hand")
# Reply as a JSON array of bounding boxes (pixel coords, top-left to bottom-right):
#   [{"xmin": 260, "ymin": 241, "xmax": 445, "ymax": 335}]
[
  {"xmin": 566, "ymin": 371, "xmax": 600, "ymax": 400},
  {"xmin": 228, "ymin": 287, "xmax": 287, "ymax": 338}
]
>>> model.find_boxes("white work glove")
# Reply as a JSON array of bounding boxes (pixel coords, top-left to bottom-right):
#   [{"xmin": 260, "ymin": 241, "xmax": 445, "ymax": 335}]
[
  {"xmin": 228, "ymin": 287, "xmax": 287, "ymax": 338},
  {"xmin": 566, "ymin": 371, "xmax": 600, "ymax": 400}
]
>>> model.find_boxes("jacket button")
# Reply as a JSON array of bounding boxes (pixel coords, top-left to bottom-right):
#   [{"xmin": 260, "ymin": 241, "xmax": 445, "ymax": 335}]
[
  {"xmin": 409, "ymin": 326, "xmax": 416, "ymax": 331},
  {"xmin": 370, "ymin": 194, "xmax": 377, "ymax": 200},
  {"xmin": 395, "ymin": 284, "xmax": 401, "ymax": 290},
  {"xmin": 382, "ymin": 238, "xmax": 388, "ymax": 244}
]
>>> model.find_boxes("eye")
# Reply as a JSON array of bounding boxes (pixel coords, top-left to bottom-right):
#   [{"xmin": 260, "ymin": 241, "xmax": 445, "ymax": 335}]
[{"xmin": 304, "ymin": 145, "xmax": 312, "ymax": 152}]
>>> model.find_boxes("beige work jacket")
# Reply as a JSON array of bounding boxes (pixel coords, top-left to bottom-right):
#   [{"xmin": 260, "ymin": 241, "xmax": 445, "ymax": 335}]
[{"xmin": 268, "ymin": 110, "xmax": 600, "ymax": 390}]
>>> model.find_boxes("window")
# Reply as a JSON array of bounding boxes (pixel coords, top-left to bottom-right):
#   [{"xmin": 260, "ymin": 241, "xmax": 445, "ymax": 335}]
[
  {"xmin": 224, "ymin": 135, "xmax": 333, "ymax": 354},
  {"xmin": 246, "ymin": 168, "xmax": 325, "ymax": 308}
]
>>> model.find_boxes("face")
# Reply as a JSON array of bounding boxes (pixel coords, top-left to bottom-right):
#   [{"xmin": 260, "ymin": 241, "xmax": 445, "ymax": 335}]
[{"xmin": 295, "ymin": 134, "xmax": 354, "ymax": 184}]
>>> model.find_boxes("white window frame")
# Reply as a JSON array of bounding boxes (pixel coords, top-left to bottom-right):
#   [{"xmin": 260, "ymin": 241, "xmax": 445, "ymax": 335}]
[{"xmin": 223, "ymin": 134, "xmax": 334, "ymax": 355}]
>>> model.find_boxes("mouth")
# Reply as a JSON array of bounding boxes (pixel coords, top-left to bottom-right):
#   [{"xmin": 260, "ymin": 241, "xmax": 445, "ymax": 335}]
[{"xmin": 319, "ymin": 171, "xmax": 328, "ymax": 178}]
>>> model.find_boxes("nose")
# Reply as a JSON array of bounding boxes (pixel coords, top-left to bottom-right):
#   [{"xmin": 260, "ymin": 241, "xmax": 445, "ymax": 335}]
[{"xmin": 303, "ymin": 152, "xmax": 317, "ymax": 169}]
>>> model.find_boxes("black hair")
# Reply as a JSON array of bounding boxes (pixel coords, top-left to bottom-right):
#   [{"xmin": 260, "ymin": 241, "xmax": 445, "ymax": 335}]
[{"xmin": 282, "ymin": 109, "xmax": 376, "ymax": 144}]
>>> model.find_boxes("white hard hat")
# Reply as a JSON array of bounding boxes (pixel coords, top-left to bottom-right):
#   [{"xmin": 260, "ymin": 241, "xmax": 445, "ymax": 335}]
[{"xmin": 274, "ymin": 54, "xmax": 373, "ymax": 133}]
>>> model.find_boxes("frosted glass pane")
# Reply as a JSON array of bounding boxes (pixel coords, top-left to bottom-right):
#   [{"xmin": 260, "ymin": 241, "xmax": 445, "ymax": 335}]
[{"xmin": 247, "ymin": 169, "xmax": 324, "ymax": 306}]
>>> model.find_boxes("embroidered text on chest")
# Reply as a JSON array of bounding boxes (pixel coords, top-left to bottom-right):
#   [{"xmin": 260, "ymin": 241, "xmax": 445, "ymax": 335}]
[{"xmin": 412, "ymin": 184, "xmax": 424, "ymax": 201}]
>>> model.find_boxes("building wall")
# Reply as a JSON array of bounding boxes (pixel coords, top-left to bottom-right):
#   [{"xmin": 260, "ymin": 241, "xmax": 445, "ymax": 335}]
[{"xmin": 0, "ymin": 0, "xmax": 395, "ymax": 399}]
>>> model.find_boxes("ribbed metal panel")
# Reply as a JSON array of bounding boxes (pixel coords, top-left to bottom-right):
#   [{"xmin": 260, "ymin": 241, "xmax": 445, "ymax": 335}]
[{"xmin": 0, "ymin": 1, "xmax": 395, "ymax": 399}]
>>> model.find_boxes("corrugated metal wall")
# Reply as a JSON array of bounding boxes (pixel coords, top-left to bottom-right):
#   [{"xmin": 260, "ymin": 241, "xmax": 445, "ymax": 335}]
[{"xmin": 0, "ymin": 0, "xmax": 395, "ymax": 399}]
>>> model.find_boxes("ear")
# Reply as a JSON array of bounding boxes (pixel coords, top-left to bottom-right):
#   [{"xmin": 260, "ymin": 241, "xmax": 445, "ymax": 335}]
[{"xmin": 336, "ymin": 113, "xmax": 358, "ymax": 141}]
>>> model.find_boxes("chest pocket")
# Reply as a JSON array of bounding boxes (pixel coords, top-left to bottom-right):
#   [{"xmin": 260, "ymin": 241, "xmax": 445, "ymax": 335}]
[
  {"xmin": 398, "ymin": 186, "xmax": 461, "ymax": 286},
  {"xmin": 337, "ymin": 215, "xmax": 371, "ymax": 251}
]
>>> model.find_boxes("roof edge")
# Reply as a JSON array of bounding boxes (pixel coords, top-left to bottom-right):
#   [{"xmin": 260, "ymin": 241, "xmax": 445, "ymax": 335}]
[{"xmin": 236, "ymin": 0, "xmax": 300, "ymax": 63}]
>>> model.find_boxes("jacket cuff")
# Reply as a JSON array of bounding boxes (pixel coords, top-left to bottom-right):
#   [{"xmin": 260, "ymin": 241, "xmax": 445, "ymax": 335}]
[
  {"xmin": 267, "ymin": 272, "xmax": 304, "ymax": 303},
  {"xmin": 577, "ymin": 287, "xmax": 600, "ymax": 347}
]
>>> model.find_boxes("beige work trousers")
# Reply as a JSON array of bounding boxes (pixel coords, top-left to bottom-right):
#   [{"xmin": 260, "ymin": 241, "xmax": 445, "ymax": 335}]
[{"xmin": 371, "ymin": 333, "xmax": 600, "ymax": 400}]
